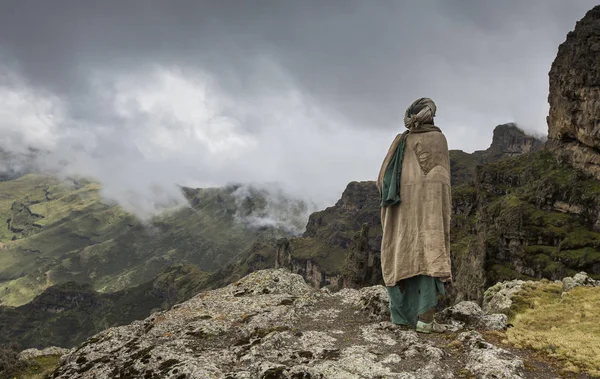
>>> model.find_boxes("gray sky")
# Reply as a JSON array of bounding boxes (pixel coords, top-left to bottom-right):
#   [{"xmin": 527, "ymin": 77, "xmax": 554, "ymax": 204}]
[{"xmin": 0, "ymin": 0, "xmax": 596, "ymax": 217}]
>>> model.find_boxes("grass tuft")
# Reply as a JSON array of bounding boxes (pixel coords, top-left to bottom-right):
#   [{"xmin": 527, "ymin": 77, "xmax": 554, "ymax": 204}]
[{"xmin": 506, "ymin": 282, "xmax": 600, "ymax": 377}]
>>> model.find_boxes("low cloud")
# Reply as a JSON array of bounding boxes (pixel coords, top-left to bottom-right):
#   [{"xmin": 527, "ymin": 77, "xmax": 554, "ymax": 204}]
[{"xmin": 0, "ymin": 1, "xmax": 597, "ymax": 227}]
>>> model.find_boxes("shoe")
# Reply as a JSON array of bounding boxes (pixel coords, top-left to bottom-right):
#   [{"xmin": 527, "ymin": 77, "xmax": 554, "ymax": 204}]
[{"xmin": 415, "ymin": 320, "xmax": 446, "ymax": 334}]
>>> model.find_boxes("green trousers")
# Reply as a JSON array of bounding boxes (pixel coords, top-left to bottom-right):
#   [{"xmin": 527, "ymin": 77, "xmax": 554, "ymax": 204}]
[{"xmin": 386, "ymin": 275, "xmax": 445, "ymax": 327}]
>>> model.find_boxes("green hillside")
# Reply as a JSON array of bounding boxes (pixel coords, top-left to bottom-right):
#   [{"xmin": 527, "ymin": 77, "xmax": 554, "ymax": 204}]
[{"xmin": 0, "ymin": 175, "xmax": 287, "ymax": 306}]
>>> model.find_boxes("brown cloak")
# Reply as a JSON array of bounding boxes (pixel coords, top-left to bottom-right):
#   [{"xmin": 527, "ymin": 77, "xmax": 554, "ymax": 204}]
[{"xmin": 376, "ymin": 129, "xmax": 452, "ymax": 286}]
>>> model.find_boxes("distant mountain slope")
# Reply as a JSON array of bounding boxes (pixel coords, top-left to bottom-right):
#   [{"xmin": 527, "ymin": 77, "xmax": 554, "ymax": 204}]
[
  {"xmin": 0, "ymin": 264, "xmax": 210, "ymax": 348},
  {"xmin": 0, "ymin": 175, "xmax": 294, "ymax": 306}
]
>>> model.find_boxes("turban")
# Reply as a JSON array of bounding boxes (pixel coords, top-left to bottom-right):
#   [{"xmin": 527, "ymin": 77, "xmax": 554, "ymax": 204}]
[{"xmin": 403, "ymin": 97, "xmax": 436, "ymax": 130}]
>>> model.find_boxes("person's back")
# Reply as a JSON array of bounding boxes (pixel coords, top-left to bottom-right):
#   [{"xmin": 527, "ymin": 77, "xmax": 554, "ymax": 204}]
[{"xmin": 376, "ymin": 97, "xmax": 451, "ymax": 333}]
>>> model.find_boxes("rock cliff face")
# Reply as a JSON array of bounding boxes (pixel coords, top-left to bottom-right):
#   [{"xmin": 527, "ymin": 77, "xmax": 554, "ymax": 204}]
[
  {"xmin": 486, "ymin": 124, "xmax": 544, "ymax": 160},
  {"xmin": 285, "ymin": 181, "xmax": 382, "ymax": 289},
  {"xmin": 450, "ymin": 148, "xmax": 600, "ymax": 302},
  {"xmin": 548, "ymin": 5, "xmax": 600, "ymax": 178},
  {"xmin": 51, "ymin": 269, "xmax": 538, "ymax": 379}
]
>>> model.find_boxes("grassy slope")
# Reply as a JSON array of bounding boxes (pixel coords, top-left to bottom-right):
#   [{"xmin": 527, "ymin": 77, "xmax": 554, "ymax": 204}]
[
  {"xmin": 0, "ymin": 264, "xmax": 210, "ymax": 348},
  {"xmin": 0, "ymin": 175, "xmax": 278, "ymax": 306},
  {"xmin": 505, "ymin": 282, "xmax": 600, "ymax": 377},
  {"xmin": 448, "ymin": 149, "xmax": 485, "ymax": 187},
  {"xmin": 15, "ymin": 355, "xmax": 62, "ymax": 379}
]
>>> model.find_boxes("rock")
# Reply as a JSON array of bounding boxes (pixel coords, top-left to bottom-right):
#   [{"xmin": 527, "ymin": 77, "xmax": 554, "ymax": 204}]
[
  {"xmin": 333, "ymin": 284, "xmax": 390, "ymax": 322},
  {"xmin": 458, "ymin": 331, "xmax": 525, "ymax": 379},
  {"xmin": 357, "ymin": 285, "xmax": 390, "ymax": 321},
  {"xmin": 479, "ymin": 314, "xmax": 509, "ymax": 331},
  {"xmin": 487, "ymin": 123, "xmax": 544, "ymax": 159},
  {"xmin": 562, "ymin": 272, "xmax": 600, "ymax": 292},
  {"xmin": 548, "ymin": 5, "xmax": 600, "ymax": 179},
  {"xmin": 483, "ymin": 280, "xmax": 526, "ymax": 314},
  {"xmin": 439, "ymin": 301, "xmax": 507, "ymax": 331},
  {"xmin": 18, "ymin": 346, "xmax": 70, "ymax": 361},
  {"xmin": 548, "ymin": 5, "xmax": 600, "ymax": 149},
  {"xmin": 51, "ymin": 269, "xmax": 523, "ymax": 378}
]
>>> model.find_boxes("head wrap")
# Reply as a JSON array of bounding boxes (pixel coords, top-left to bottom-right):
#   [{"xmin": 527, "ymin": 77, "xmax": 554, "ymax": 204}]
[{"xmin": 403, "ymin": 97, "xmax": 436, "ymax": 130}]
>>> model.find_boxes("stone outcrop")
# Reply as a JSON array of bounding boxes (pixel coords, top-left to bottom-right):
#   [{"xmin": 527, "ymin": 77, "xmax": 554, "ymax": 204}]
[
  {"xmin": 486, "ymin": 123, "xmax": 544, "ymax": 160},
  {"xmin": 7, "ymin": 201, "xmax": 44, "ymax": 238},
  {"xmin": 274, "ymin": 238, "xmax": 291, "ymax": 269},
  {"xmin": 458, "ymin": 331, "xmax": 524, "ymax": 379},
  {"xmin": 482, "ymin": 272, "xmax": 599, "ymax": 317},
  {"xmin": 548, "ymin": 5, "xmax": 600, "ymax": 179},
  {"xmin": 18, "ymin": 347, "xmax": 69, "ymax": 361},
  {"xmin": 482, "ymin": 280, "xmax": 526, "ymax": 315},
  {"xmin": 438, "ymin": 301, "xmax": 507, "ymax": 331},
  {"xmin": 562, "ymin": 271, "xmax": 600, "ymax": 292},
  {"xmin": 51, "ymin": 269, "xmax": 530, "ymax": 379},
  {"xmin": 340, "ymin": 223, "xmax": 376, "ymax": 289}
]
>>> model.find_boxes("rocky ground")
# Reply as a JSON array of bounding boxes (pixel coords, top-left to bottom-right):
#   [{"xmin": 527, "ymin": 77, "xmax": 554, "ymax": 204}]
[{"xmin": 45, "ymin": 269, "xmax": 592, "ymax": 379}]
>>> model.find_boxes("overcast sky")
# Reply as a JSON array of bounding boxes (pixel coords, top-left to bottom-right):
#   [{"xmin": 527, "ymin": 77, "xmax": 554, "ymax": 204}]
[{"xmin": 0, "ymin": 1, "xmax": 596, "ymax": 218}]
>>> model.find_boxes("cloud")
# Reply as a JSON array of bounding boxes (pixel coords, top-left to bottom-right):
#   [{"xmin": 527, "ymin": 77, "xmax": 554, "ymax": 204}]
[
  {"xmin": 0, "ymin": 0, "xmax": 597, "ymax": 221},
  {"xmin": 231, "ymin": 183, "xmax": 317, "ymax": 236}
]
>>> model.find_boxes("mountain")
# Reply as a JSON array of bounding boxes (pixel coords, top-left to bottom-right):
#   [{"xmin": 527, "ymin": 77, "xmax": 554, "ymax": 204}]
[
  {"xmin": 449, "ymin": 123, "xmax": 544, "ymax": 186},
  {"xmin": 0, "ymin": 175, "xmax": 296, "ymax": 307}
]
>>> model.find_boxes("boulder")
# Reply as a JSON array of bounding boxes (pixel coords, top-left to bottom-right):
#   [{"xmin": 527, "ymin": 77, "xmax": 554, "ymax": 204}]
[
  {"xmin": 483, "ymin": 280, "xmax": 526, "ymax": 314},
  {"xmin": 562, "ymin": 271, "xmax": 600, "ymax": 292},
  {"xmin": 439, "ymin": 301, "xmax": 508, "ymax": 331},
  {"xmin": 458, "ymin": 331, "xmax": 524, "ymax": 379}
]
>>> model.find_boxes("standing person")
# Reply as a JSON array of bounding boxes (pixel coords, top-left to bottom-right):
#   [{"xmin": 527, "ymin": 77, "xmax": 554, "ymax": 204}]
[{"xmin": 376, "ymin": 97, "xmax": 452, "ymax": 334}]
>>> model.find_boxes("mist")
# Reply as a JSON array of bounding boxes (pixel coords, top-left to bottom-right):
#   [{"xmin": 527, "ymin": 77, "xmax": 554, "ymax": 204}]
[{"xmin": 0, "ymin": 1, "xmax": 596, "ymax": 223}]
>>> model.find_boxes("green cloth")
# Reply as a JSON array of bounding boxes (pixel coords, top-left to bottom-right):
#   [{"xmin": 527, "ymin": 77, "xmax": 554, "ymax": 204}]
[
  {"xmin": 386, "ymin": 275, "xmax": 445, "ymax": 327},
  {"xmin": 380, "ymin": 131, "xmax": 408, "ymax": 207},
  {"xmin": 380, "ymin": 125, "xmax": 441, "ymax": 207}
]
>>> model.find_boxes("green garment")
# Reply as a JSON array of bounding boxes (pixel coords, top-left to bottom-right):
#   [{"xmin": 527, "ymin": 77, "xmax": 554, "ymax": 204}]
[
  {"xmin": 380, "ymin": 125, "xmax": 441, "ymax": 207},
  {"xmin": 386, "ymin": 275, "xmax": 445, "ymax": 327},
  {"xmin": 380, "ymin": 131, "xmax": 408, "ymax": 207}
]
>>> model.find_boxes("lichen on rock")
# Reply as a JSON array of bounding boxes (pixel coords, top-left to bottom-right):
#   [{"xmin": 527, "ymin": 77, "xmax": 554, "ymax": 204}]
[{"xmin": 51, "ymin": 269, "xmax": 531, "ymax": 379}]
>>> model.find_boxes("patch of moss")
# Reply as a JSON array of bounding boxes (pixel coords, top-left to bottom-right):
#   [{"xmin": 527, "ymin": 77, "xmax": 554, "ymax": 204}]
[
  {"xmin": 14, "ymin": 354, "xmax": 62, "ymax": 379},
  {"xmin": 560, "ymin": 230, "xmax": 600, "ymax": 250},
  {"xmin": 507, "ymin": 283, "xmax": 600, "ymax": 376},
  {"xmin": 553, "ymin": 248, "xmax": 600, "ymax": 269},
  {"xmin": 488, "ymin": 263, "xmax": 535, "ymax": 286},
  {"xmin": 523, "ymin": 245, "xmax": 557, "ymax": 255}
]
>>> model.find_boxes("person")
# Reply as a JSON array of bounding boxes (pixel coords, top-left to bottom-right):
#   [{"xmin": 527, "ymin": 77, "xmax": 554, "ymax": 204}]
[{"xmin": 376, "ymin": 97, "xmax": 452, "ymax": 334}]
